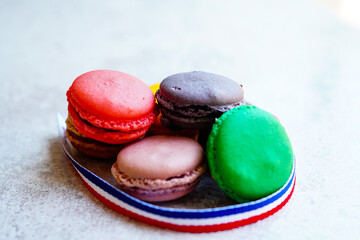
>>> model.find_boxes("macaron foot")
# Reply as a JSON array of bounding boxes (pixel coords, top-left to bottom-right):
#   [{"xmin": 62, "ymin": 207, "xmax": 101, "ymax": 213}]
[
  {"xmin": 111, "ymin": 162, "xmax": 206, "ymax": 202},
  {"xmin": 66, "ymin": 117, "xmax": 125, "ymax": 159}
]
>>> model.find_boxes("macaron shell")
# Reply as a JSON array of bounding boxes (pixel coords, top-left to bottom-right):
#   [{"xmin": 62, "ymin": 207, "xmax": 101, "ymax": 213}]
[
  {"xmin": 207, "ymin": 105, "xmax": 293, "ymax": 202},
  {"xmin": 116, "ymin": 135, "xmax": 204, "ymax": 179},
  {"xmin": 159, "ymin": 71, "xmax": 244, "ymax": 106},
  {"xmin": 68, "ymin": 104, "xmax": 148, "ymax": 144},
  {"xmin": 67, "ymin": 70, "xmax": 155, "ymax": 122}
]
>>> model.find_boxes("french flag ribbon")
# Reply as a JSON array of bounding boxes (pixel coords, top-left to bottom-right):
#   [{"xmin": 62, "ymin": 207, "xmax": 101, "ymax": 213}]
[{"xmin": 57, "ymin": 113, "xmax": 296, "ymax": 233}]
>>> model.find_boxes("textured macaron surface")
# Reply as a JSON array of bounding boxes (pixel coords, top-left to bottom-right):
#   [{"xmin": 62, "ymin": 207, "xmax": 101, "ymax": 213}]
[
  {"xmin": 67, "ymin": 70, "xmax": 155, "ymax": 122},
  {"xmin": 158, "ymin": 71, "xmax": 244, "ymax": 106},
  {"xmin": 116, "ymin": 135, "xmax": 204, "ymax": 179},
  {"xmin": 207, "ymin": 105, "xmax": 293, "ymax": 202}
]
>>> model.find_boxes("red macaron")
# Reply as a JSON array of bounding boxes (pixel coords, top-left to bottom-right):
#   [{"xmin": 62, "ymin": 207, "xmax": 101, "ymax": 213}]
[{"xmin": 66, "ymin": 70, "xmax": 156, "ymax": 148}]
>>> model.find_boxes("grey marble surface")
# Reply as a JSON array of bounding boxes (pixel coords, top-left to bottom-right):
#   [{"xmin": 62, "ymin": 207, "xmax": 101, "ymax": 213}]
[{"xmin": 1, "ymin": 0, "xmax": 360, "ymax": 239}]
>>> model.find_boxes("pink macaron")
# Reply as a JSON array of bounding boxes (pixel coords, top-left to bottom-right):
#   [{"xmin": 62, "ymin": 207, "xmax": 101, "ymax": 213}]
[{"xmin": 111, "ymin": 135, "xmax": 206, "ymax": 202}]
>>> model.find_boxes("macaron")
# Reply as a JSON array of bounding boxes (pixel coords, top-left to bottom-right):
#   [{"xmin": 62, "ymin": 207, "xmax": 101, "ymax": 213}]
[
  {"xmin": 155, "ymin": 71, "xmax": 245, "ymax": 130},
  {"xmin": 111, "ymin": 135, "xmax": 206, "ymax": 202},
  {"xmin": 206, "ymin": 105, "xmax": 294, "ymax": 202},
  {"xmin": 150, "ymin": 82, "xmax": 160, "ymax": 96},
  {"xmin": 66, "ymin": 70, "xmax": 156, "ymax": 158}
]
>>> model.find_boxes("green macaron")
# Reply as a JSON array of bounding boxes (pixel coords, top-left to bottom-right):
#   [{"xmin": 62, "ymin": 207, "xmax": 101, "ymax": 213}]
[{"xmin": 206, "ymin": 105, "xmax": 293, "ymax": 202}]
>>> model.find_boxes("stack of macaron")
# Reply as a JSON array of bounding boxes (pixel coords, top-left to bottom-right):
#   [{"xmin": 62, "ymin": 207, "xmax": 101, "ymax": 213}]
[
  {"xmin": 155, "ymin": 71, "xmax": 246, "ymax": 130},
  {"xmin": 66, "ymin": 70, "xmax": 157, "ymax": 159},
  {"xmin": 65, "ymin": 70, "xmax": 294, "ymax": 203}
]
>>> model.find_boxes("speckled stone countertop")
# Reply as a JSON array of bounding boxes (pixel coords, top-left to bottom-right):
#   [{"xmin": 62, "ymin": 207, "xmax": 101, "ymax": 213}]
[{"xmin": 1, "ymin": 0, "xmax": 360, "ymax": 239}]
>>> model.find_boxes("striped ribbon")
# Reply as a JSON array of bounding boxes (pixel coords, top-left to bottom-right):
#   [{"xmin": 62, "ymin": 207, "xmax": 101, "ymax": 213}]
[{"xmin": 57, "ymin": 113, "xmax": 295, "ymax": 233}]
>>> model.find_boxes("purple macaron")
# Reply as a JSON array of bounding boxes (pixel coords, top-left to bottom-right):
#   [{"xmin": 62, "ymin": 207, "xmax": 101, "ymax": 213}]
[{"xmin": 155, "ymin": 71, "xmax": 245, "ymax": 130}]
